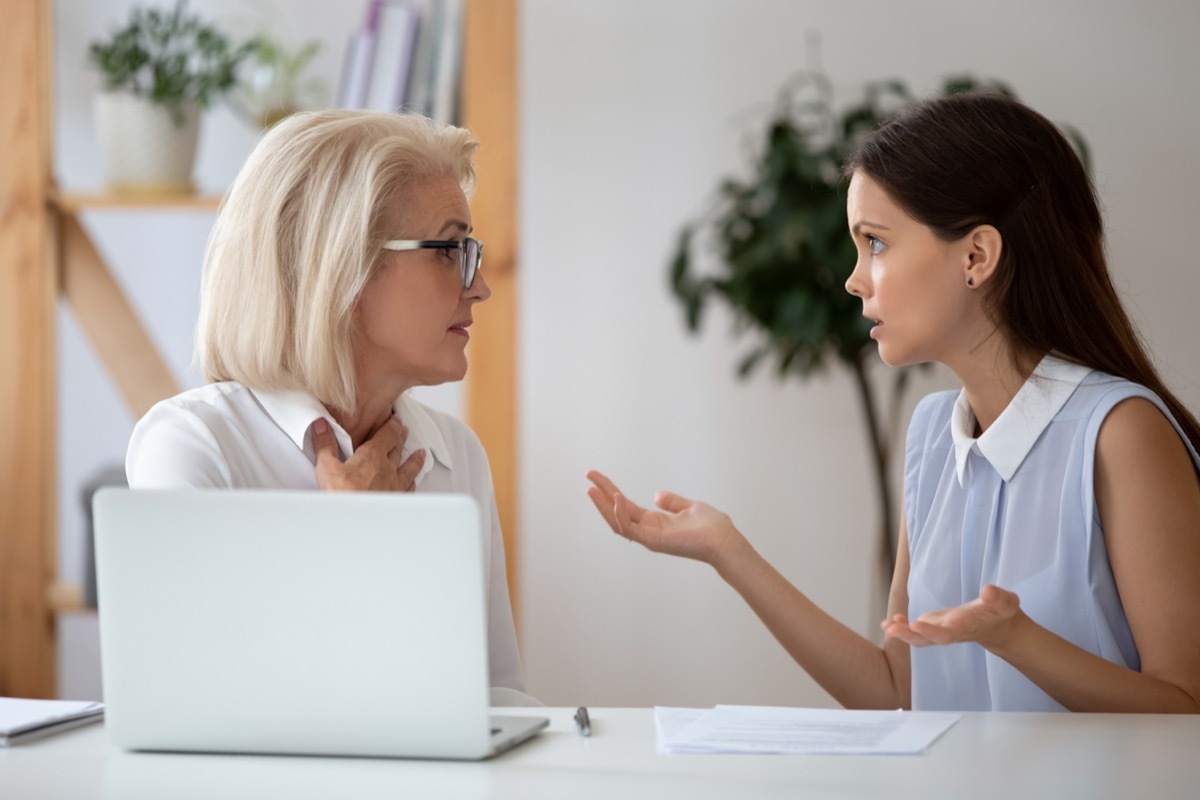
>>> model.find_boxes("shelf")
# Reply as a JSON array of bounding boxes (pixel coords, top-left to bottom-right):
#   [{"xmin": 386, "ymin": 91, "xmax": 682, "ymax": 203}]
[
  {"xmin": 47, "ymin": 583, "xmax": 91, "ymax": 614},
  {"xmin": 50, "ymin": 190, "xmax": 224, "ymax": 214}
]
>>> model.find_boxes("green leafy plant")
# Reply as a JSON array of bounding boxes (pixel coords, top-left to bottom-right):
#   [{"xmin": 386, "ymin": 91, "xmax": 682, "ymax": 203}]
[
  {"xmin": 670, "ymin": 72, "xmax": 1089, "ymax": 583},
  {"xmin": 234, "ymin": 34, "xmax": 324, "ymax": 129},
  {"xmin": 88, "ymin": 0, "xmax": 255, "ymax": 126}
]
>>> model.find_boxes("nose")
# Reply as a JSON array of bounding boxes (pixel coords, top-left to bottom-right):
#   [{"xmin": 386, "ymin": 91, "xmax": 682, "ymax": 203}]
[
  {"xmin": 465, "ymin": 267, "xmax": 492, "ymax": 303},
  {"xmin": 844, "ymin": 255, "xmax": 868, "ymax": 299}
]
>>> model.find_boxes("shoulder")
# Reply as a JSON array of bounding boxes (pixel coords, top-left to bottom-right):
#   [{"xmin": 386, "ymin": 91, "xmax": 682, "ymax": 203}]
[
  {"xmin": 913, "ymin": 390, "xmax": 958, "ymax": 422},
  {"xmin": 907, "ymin": 390, "xmax": 958, "ymax": 447},
  {"xmin": 132, "ymin": 382, "xmax": 261, "ymax": 441},
  {"xmin": 127, "ymin": 382, "xmax": 255, "ymax": 487},
  {"xmin": 1069, "ymin": 373, "xmax": 1196, "ymax": 461},
  {"xmin": 139, "ymin": 381, "xmax": 256, "ymax": 419},
  {"xmin": 399, "ymin": 395, "xmax": 490, "ymax": 469},
  {"xmin": 134, "ymin": 381, "xmax": 237, "ymax": 426},
  {"xmin": 405, "ymin": 397, "xmax": 483, "ymax": 445},
  {"xmin": 1096, "ymin": 395, "xmax": 1199, "ymax": 475}
]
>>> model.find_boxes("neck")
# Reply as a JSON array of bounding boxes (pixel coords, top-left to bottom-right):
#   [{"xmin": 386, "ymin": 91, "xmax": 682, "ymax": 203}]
[
  {"xmin": 328, "ymin": 372, "xmax": 413, "ymax": 450},
  {"xmin": 944, "ymin": 330, "xmax": 1041, "ymax": 435}
]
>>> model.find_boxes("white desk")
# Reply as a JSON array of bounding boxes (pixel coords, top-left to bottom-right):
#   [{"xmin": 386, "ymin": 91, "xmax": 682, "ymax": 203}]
[{"xmin": 1, "ymin": 707, "xmax": 1197, "ymax": 799}]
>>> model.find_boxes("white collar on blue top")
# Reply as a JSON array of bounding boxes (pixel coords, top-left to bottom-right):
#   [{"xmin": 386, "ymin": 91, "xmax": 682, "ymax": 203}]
[
  {"xmin": 249, "ymin": 387, "xmax": 451, "ymax": 487},
  {"xmin": 950, "ymin": 353, "xmax": 1092, "ymax": 486}
]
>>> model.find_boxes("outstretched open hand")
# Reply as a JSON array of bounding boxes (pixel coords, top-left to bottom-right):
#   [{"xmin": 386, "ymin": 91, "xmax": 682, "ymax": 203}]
[
  {"xmin": 312, "ymin": 416, "xmax": 425, "ymax": 492},
  {"xmin": 881, "ymin": 584, "xmax": 1023, "ymax": 649},
  {"xmin": 585, "ymin": 470, "xmax": 742, "ymax": 565}
]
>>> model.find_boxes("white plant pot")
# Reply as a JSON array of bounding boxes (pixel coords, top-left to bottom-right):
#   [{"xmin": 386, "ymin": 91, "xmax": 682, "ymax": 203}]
[{"xmin": 94, "ymin": 91, "xmax": 201, "ymax": 196}]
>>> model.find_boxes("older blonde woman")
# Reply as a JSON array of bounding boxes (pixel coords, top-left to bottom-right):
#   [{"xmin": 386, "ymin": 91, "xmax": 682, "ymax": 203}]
[{"xmin": 126, "ymin": 110, "xmax": 529, "ymax": 698}]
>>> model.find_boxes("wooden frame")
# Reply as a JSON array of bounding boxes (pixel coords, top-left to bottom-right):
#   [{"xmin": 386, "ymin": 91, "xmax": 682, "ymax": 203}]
[
  {"xmin": 462, "ymin": 0, "xmax": 520, "ymax": 627},
  {"xmin": 0, "ymin": 0, "xmax": 56, "ymax": 699}
]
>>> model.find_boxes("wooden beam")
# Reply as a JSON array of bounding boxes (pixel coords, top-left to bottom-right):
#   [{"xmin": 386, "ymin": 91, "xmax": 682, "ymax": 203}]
[
  {"xmin": 51, "ymin": 191, "xmax": 223, "ymax": 214},
  {"xmin": 59, "ymin": 214, "xmax": 181, "ymax": 419},
  {"xmin": 461, "ymin": 0, "xmax": 520, "ymax": 624},
  {"xmin": 0, "ymin": 0, "xmax": 56, "ymax": 699}
]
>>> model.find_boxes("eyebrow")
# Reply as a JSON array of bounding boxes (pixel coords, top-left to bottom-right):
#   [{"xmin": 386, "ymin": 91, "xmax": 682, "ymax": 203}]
[
  {"xmin": 437, "ymin": 219, "xmax": 471, "ymax": 237},
  {"xmin": 851, "ymin": 220, "xmax": 890, "ymax": 236}
]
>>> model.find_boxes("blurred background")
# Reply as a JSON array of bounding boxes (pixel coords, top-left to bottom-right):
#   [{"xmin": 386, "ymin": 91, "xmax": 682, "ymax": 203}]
[{"xmin": 50, "ymin": 0, "xmax": 1200, "ymax": 709}]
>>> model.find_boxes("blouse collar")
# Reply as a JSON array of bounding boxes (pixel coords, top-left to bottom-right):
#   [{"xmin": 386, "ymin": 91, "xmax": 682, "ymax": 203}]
[
  {"xmin": 249, "ymin": 387, "xmax": 452, "ymax": 487},
  {"xmin": 950, "ymin": 354, "xmax": 1092, "ymax": 486}
]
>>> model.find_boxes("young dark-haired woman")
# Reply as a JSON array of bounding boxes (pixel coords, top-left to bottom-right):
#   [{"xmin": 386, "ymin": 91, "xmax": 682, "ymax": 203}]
[{"xmin": 587, "ymin": 93, "xmax": 1200, "ymax": 713}]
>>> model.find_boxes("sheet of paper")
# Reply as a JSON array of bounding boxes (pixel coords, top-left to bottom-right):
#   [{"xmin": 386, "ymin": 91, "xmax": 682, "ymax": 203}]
[
  {"xmin": 654, "ymin": 706, "xmax": 708, "ymax": 747},
  {"xmin": 655, "ymin": 705, "xmax": 959, "ymax": 755},
  {"xmin": 0, "ymin": 697, "xmax": 104, "ymax": 739}
]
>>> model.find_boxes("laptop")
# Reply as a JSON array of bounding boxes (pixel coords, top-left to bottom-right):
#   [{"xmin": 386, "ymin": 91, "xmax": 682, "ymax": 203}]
[{"xmin": 92, "ymin": 488, "xmax": 548, "ymax": 759}]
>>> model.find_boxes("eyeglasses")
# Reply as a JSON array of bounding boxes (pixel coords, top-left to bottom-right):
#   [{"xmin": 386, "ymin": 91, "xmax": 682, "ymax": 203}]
[{"xmin": 381, "ymin": 237, "xmax": 483, "ymax": 289}]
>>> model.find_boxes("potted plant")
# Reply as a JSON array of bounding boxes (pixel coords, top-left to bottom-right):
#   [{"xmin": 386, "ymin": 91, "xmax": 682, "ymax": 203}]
[
  {"xmin": 232, "ymin": 34, "xmax": 324, "ymax": 129},
  {"xmin": 88, "ymin": 0, "xmax": 254, "ymax": 195},
  {"xmin": 669, "ymin": 71, "xmax": 1089, "ymax": 598}
]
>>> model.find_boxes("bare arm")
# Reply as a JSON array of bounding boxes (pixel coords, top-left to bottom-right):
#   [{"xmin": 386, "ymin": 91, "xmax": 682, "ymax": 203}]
[
  {"xmin": 885, "ymin": 398, "xmax": 1200, "ymax": 712},
  {"xmin": 586, "ymin": 470, "xmax": 911, "ymax": 709},
  {"xmin": 714, "ymin": 517, "xmax": 912, "ymax": 709}
]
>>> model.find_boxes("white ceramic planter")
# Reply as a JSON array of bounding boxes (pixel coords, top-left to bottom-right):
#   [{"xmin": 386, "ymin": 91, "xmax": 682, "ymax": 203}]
[{"xmin": 94, "ymin": 91, "xmax": 201, "ymax": 196}]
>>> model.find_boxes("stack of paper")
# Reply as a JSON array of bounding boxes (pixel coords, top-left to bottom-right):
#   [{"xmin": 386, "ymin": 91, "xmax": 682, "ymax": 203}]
[
  {"xmin": 0, "ymin": 697, "xmax": 104, "ymax": 746},
  {"xmin": 655, "ymin": 705, "xmax": 960, "ymax": 755}
]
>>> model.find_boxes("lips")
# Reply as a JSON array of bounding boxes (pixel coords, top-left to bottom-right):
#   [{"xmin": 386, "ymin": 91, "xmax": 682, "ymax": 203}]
[
  {"xmin": 449, "ymin": 319, "xmax": 472, "ymax": 338},
  {"xmin": 864, "ymin": 314, "xmax": 882, "ymax": 339}
]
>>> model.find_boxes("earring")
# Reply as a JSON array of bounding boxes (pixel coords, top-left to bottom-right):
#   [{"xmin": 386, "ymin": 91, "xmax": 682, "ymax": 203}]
[{"xmin": 966, "ymin": 277, "xmax": 975, "ymax": 287}]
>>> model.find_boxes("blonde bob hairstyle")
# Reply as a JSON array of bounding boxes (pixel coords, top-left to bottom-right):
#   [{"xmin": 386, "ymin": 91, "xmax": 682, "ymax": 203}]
[{"xmin": 196, "ymin": 110, "xmax": 478, "ymax": 411}]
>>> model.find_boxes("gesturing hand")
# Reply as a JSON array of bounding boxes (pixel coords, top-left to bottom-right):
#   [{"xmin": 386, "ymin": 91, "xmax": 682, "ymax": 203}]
[
  {"xmin": 585, "ymin": 469, "xmax": 744, "ymax": 566},
  {"xmin": 312, "ymin": 416, "xmax": 425, "ymax": 492},
  {"xmin": 881, "ymin": 584, "xmax": 1023, "ymax": 649}
]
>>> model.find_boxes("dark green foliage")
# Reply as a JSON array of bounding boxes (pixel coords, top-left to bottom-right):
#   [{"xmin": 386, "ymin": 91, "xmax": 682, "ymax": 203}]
[{"xmin": 88, "ymin": 0, "xmax": 255, "ymax": 126}]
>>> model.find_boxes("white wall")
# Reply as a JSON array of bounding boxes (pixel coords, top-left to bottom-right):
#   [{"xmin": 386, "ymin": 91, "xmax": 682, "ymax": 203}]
[
  {"xmin": 517, "ymin": 0, "xmax": 1200, "ymax": 708},
  {"xmin": 52, "ymin": 0, "xmax": 1200, "ymax": 707}
]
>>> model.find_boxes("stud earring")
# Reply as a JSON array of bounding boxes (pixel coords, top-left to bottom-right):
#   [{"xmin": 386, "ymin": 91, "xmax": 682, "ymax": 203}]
[{"xmin": 967, "ymin": 277, "xmax": 975, "ymax": 287}]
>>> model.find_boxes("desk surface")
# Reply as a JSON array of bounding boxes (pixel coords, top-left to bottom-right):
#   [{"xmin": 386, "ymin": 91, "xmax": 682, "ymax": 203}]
[{"xmin": 2, "ymin": 707, "xmax": 1197, "ymax": 799}]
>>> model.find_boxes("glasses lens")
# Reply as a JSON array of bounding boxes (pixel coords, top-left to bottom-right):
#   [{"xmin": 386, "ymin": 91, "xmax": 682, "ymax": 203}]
[{"xmin": 462, "ymin": 238, "xmax": 482, "ymax": 288}]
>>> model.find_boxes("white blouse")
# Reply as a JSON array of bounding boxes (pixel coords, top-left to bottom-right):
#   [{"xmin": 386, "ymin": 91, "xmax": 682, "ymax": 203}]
[{"xmin": 126, "ymin": 382, "xmax": 530, "ymax": 700}]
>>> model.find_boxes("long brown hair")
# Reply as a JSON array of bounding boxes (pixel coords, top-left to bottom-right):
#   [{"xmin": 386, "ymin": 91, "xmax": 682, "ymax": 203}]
[{"xmin": 845, "ymin": 92, "xmax": 1200, "ymax": 453}]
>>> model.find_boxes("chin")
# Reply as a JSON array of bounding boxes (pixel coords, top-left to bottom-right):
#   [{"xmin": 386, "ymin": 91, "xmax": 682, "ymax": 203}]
[{"xmin": 876, "ymin": 345, "xmax": 919, "ymax": 369}]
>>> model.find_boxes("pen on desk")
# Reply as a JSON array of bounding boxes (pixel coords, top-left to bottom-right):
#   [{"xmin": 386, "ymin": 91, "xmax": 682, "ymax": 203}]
[{"xmin": 574, "ymin": 706, "xmax": 591, "ymax": 737}]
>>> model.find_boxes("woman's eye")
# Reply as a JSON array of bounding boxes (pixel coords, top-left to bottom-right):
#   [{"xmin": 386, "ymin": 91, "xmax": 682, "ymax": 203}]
[
  {"xmin": 867, "ymin": 235, "xmax": 885, "ymax": 256},
  {"xmin": 439, "ymin": 247, "xmax": 458, "ymax": 262}
]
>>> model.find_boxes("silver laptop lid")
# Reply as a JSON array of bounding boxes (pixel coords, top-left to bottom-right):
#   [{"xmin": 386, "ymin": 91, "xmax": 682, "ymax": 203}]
[{"xmin": 94, "ymin": 488, "xmax": 495, "ymax": 759}]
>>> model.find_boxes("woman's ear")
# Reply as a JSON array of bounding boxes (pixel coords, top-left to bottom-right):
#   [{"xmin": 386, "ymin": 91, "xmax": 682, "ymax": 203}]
[{"xmin": 963, "ymin": 224, "xmax": 1003, "ymax": 289}]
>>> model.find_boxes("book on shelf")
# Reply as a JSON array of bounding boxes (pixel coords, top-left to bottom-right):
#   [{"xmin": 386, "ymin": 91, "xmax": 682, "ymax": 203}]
[
  {"xmin": 403, "ymin": 0, "xmax": 440, "ymax": 116},
  {"xmin": 337, "ymin": 0, "xmax": 464, "ymax": 123},
  {"xmin": 335, "ymin": 0, "xmax": 381, "ymax": 108},
  {"xmin": 428, "ymin": 0, "xmax": 464, "ymax": 124},
  {"xmin": 366, "ymin": 0, "xmax": 423, "ymax": 112}
]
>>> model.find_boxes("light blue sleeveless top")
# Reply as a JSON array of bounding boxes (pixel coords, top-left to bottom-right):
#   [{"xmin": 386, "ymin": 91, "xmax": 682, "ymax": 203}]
[{"xmin": 904, "ymin": 355, "xmax": 1200, "ymax": 711}]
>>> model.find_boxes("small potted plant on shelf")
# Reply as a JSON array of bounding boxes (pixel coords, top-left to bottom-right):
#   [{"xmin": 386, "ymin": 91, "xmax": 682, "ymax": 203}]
[
  {"xmin": 232, "ymin": 33, "xmax": 324, "ymax": 130},
  {"xmin": 88, "ymin": 0, "xmax": 255, "ymax": 196}
]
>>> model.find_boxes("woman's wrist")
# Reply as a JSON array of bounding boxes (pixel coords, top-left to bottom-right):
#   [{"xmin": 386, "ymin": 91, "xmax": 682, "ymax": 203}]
[
  {"xmin": 979, "ymin": 606, "xmax": 1034, "ymax": 657},
  {"xmin": 710, "ymin": 527, "xmax": 756, "ymax": 581}
]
